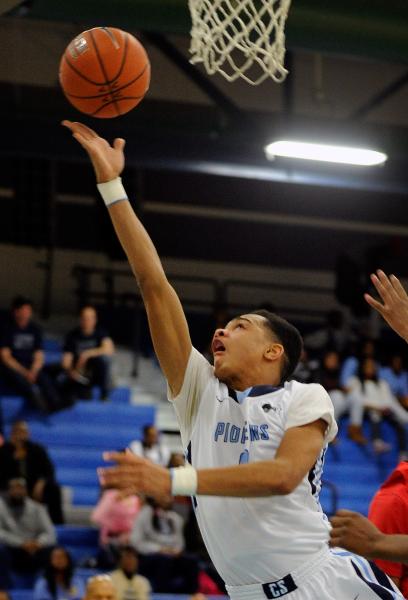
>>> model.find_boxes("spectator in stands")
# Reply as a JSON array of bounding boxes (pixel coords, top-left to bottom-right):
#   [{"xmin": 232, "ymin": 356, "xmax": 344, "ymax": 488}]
[
  {"xmin": 315, "ymin": 350, "xmax": 366, "ymax": 444},
  {"xmin": 340, "ymin": 338, "xmax": 377, "ymax": 388},
  {"xmin": 83, "ymin": 575, "xmax": 117, "ymax": 600},
  {"xmin": 0, "ymin": 420, "xmax": 64, "ymax": 524},
  {"xmin": 0, "ymin": 478, "xmax": 56, "ymax": 589},
  {"xmin": 34, "ymin": 546, "xmax": 85, "ymax": 600},
  {"xmin": 62, "ymin": 305, "xmax": 114, "ymax": 402},
  {"xmin": 0, "ymin": 296, "xmax": 60, "ymax": 413},
  {"xmin": 380, "ymin": 353, "xmax": 408, "ymax": 409},
  {"xmin": 91, "ymin": 485, "xmax": 141, "ymax": 569},
  {"xmin": 129, "ymin": 425, "xmax": 171, "ymax": 467},
  {"xmin": 292, "ymin": 349, "xmax": 319, "ymax": 384},
  {"xmin": 131, "ymin": 497, "xmax": 198, "ymax": 593},
  {"xmin": 304, "ymin": 309, "xmax": 354, "ymax": 359},
  {"xmin": 347, "ymin": 357, "xmax": 408, "ymax": 455},
  {"xmin": 110, "ymin": 546, "xmax": 151, "ymax": 600}
]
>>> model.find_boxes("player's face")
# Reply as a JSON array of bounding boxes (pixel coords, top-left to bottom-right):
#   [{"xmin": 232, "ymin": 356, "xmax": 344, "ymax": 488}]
[{"xmin": 211, "ymin": 314, "xmax": 273, "ymax": 386}]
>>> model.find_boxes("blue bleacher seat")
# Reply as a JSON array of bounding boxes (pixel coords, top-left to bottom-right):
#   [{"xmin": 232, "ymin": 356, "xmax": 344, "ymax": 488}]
[
  {"xmin": 10, "ymin": 592, "xmax": 33, "ymax": 600},
  {"xmin": 55, "ymin": 526, "xmax": 99, "ymax": 565}
]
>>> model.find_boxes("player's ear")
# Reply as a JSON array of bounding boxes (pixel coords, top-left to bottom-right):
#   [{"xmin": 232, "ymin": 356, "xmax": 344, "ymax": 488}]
[{"xmin": 264, "ymin": 343, "xmax": 284, "ymax": 363}]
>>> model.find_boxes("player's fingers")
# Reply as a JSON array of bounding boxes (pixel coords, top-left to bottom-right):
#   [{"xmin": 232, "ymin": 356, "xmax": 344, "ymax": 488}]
[
  {"xmin": 103, "ymin": 451, "xmax": 142, "ymax": 465},
  {"xmin": 62, "ymin": 120, "xmax": 96, "ymax": 140},
  {"xmin": 364, "ymin": 293, "xmax": 385, "ymax": 314},
  {"xmin": 70, "ymin": 121, "xmax": 99, "ymax": 139},
  {"xmin": 370, "ymin": 273, "xmax": 389, "ymax": 301},
  {"xmin": 116, "ymin": 487, "xmax": 137, "ymax": 500},
  {"xmin": 328, "ymin": 536, "xmax": 342, "ymax": 548},
  {"xmin": 72, "ymin": 132, "xmax": 94, "ymax": 152},
  {"xmin": 329, "ymin": 517, "xmax": 349, "ymax": 529},
  {"xmin": 113, "ymin": 138, "xmax": 126, "ymax": 151},
  {"xmin": 390, "ymin": 274, "xmax": 407, "ymax": 300},
  {"xmin": 376, "ymin": 270, "xmax": 399, "ymax": 301},
  {"xmin": 334, "ymin": 509, "xmax": 359, "ymax": 517}
]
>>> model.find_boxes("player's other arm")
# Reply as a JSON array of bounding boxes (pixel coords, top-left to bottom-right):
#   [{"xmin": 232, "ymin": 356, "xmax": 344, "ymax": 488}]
[
  {"xmin": 365, "ymin": 270, "xmax": 408, "ymax": 342},
  {"xmin": 196, "ymin": 418, "xmax": 326, "ymax": 496},
  {"xmin": 330, "ymin": 510, "xmax": 408, "ymax": 563},
  {"xmin": 100, "ymin": 418, "xmax": 326, "ymax": 498},
  {"xmin": 62, "ymin": 121, "xmax": 191, "ymax": 396}
]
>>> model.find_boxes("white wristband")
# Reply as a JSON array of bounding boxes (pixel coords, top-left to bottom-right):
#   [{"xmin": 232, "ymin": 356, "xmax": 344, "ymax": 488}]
[
  {"xmin": 170, "ymin": 466, "xmax": 198, "ymax": 496},
  {"xmin": 97, "ymin": 177, "xmax": 128, "ymax": 206}
]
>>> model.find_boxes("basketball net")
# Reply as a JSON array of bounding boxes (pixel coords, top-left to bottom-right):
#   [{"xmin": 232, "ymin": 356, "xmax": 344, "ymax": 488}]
[
  {"xmin": 189, "ymin": 0, "xmax": 291, "ymax": 85},
  {"xmin": 188, "ymin": 0, "xmax": 292, "ymax": 85}
]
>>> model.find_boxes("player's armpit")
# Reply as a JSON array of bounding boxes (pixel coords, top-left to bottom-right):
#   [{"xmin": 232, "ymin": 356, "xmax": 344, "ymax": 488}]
[{"xmin": 272, "ymin": 419, "xmax": 327, "ymax": 494}]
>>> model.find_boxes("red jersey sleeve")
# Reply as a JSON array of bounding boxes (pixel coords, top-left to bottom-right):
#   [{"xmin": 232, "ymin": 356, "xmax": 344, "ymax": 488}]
[{"xmin": 369, "ymin": 491, "xmax": 408, "ymax": 578}]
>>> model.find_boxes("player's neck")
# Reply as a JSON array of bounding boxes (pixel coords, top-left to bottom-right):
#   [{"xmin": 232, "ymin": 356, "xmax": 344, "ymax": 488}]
[{"xmin": 224, "ymin": 369, "xmax": 281, "ymax": 391}]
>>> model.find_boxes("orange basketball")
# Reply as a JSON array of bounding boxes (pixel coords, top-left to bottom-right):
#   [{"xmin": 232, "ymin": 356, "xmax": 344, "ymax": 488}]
[{"xmin": 59, "ymin": 27, "xmax": 150, "ymax": 118}]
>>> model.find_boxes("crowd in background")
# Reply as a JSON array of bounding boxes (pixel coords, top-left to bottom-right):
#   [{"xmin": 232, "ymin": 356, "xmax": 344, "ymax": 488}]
[{"xmin": 0, "ymin": 421, "xmax": 223, "ymax": 597}]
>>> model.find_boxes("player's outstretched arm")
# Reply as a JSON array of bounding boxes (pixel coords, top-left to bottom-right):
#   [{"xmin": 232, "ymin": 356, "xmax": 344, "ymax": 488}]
[
  {"xmin": 365, "ymin": 270, "xmax": 408, "ymax": 343},
  {"xmin": 62, "ymin": 120, "xmax": 191, "ymax": 395},
  {"xmin": 330, "ymin": 509, "xmax": 408, "ymax": 563}
]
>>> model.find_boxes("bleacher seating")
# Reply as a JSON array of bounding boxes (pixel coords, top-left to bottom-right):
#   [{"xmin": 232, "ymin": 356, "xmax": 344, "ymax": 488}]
[{"xmin": 323, "ymin": 419, "xmax": 399, "ymax": 516}]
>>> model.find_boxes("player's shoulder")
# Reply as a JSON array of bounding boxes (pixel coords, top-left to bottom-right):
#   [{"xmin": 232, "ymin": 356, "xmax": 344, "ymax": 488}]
[
  {"xmin": 284, "ymin": 379, "xmax": 328, "ymax": 397},
  {"xmin": 283, "ymin": 380, "xmax": 331, "ymax": 409}
]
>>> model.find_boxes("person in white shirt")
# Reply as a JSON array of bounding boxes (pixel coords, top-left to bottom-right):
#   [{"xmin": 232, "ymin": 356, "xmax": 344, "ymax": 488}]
[
  {"xmin": 347, "ymin": 357, "xmax": 408, "ymax": 455},
  {"xmin": 130, "ymin": 497, "xmax": 198, "ymax": 593},
  {"xmin": 129, "ymin": 426, "xmax": 171, "ymax": 467},
  {"xmin": 64, "ymin": 120, "xmax": 403, "ymax": 600},
  {"xmin": 110, "ymin": 546, "xmax": 151, "ymax": 600}
]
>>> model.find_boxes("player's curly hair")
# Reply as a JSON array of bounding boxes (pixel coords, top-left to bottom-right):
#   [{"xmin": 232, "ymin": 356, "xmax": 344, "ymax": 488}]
[{"xmin": 252, "ymin": 310, "xmax": 303, "ymax": 384}]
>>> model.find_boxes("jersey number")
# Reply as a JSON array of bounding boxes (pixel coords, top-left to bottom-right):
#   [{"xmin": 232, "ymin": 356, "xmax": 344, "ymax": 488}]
[{"xmin": 239, "ymin": 449, "xmax": 249, "ymax": 464}]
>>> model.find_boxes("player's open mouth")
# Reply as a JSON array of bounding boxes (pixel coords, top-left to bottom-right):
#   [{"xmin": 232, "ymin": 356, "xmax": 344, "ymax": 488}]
[{"xmin": 212, "ymin": 339, "xmax": 226, "ymax": 354}]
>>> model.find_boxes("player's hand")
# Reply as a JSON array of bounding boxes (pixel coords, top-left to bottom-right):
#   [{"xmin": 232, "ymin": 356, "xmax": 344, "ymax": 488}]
[
  {"xmin": 329, "ymin": 509, "xmax": 383, "ymax": 559},
  {"xmin": 62, "ymin": 120, "xmax": 125, "ymax": 183},
  {"xmin": 98, "ymin": 450, "xmax": 172, "ymax": 500},
  {"xmin": 365, "ymin": 270, "xmax": 408, "ymax": 342}
]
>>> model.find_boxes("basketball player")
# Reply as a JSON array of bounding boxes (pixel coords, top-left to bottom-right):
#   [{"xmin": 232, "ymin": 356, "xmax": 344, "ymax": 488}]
[{"xmin": 63, "ymin": 120, "xmax": 403, "ymax": 600}]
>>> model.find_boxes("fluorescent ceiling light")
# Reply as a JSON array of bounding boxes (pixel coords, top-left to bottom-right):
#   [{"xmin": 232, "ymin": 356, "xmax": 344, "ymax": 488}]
[{"xmin": 265, "ymin": 140, "xmax": 387, "ymax": 166}]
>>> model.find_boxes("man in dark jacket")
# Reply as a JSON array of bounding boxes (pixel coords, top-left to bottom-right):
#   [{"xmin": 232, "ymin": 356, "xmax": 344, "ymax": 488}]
[
  {"xmin": 0, "ymin": 296, "xmax": 60, "ymax": 413},
  {"xmin": 0, "ymin": 421, "xmax": 64, "ymax": 524}
]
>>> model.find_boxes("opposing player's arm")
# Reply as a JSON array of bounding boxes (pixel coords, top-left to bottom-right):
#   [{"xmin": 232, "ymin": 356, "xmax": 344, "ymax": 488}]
[
  {"xmin": 100, "ymin": 419, "xmax": 327, "ymax": 498},
  {"xmin": 330, "ymin": 509, "xmax": 408, "ymax": 563},
  {"xmin": 365, "ymin": 270, "xmax": 408, "ymax": 342},
  {"xmin": 62, "ymin": 121, "xmax": 192, "ymax": 395}
]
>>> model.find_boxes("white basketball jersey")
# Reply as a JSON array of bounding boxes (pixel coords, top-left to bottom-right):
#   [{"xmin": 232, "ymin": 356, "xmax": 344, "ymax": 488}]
[{"xmin": 169, "ymin": 348, "xmax": 338, "ymax": 586}]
